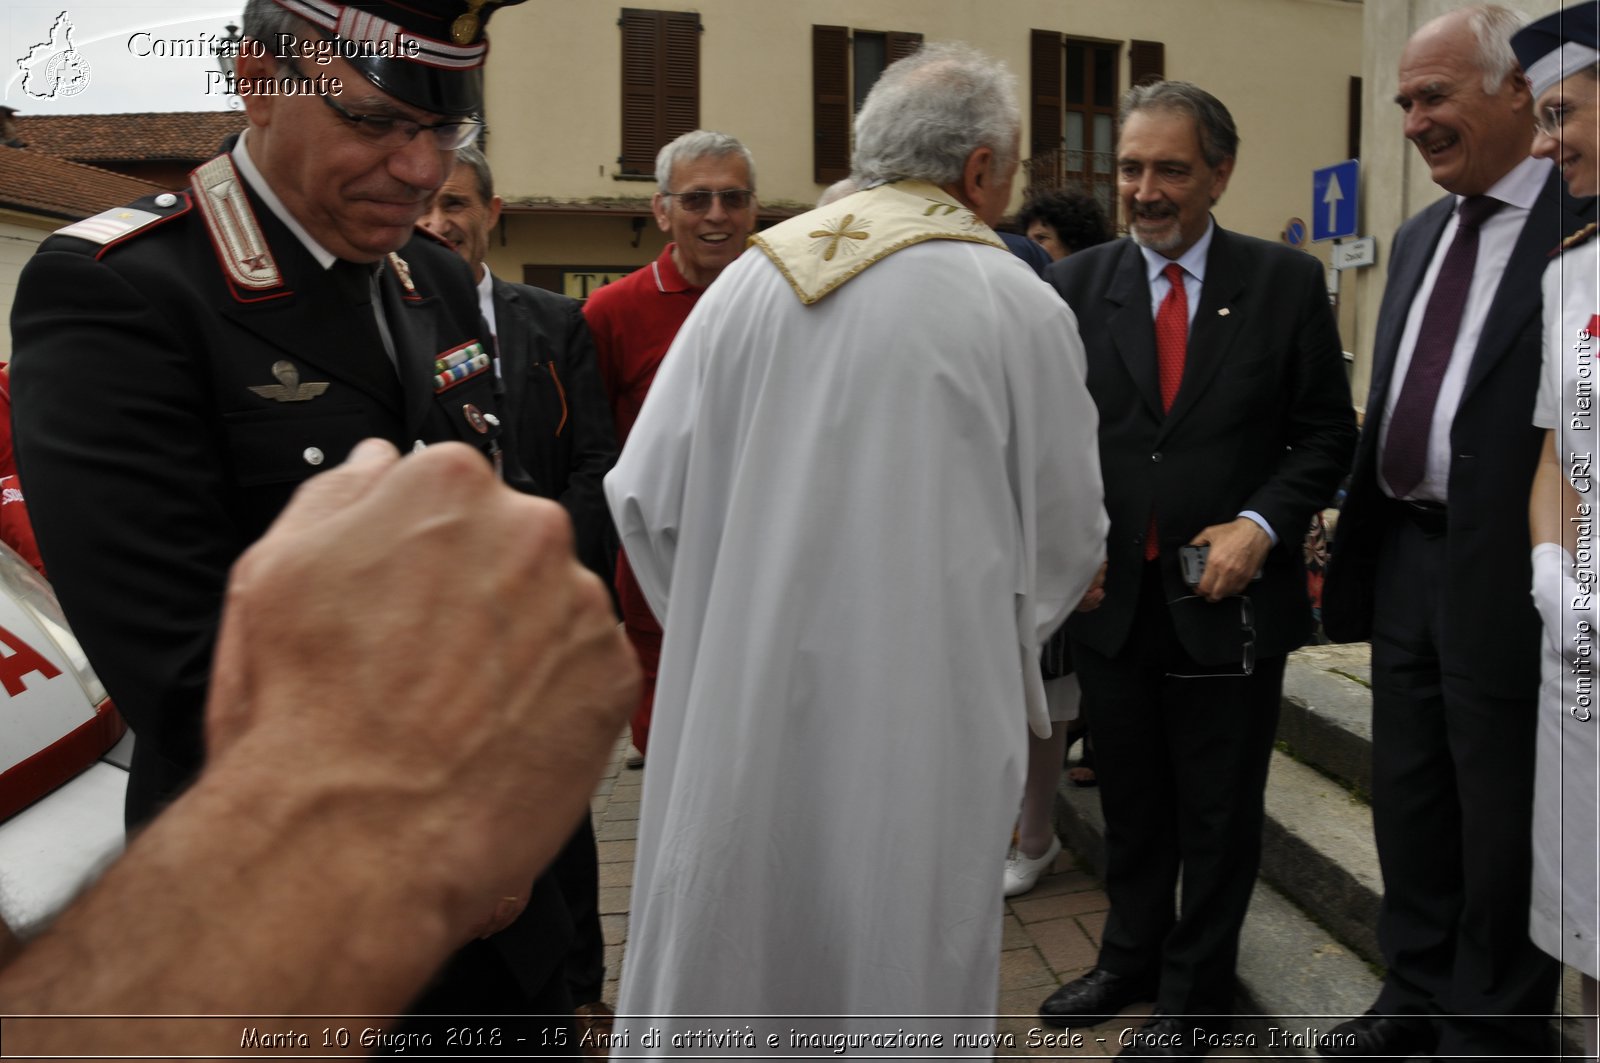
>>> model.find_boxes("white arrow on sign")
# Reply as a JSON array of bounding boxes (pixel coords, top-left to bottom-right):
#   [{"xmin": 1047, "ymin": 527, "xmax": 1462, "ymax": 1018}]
[{"xmin": 1323, "ymin": 172, "xmax": 1344, "ymax": 232}]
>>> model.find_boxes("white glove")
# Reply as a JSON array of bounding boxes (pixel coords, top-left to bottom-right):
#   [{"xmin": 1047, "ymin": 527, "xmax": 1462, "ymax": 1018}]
[{"xmin": 1532, "ymin": 542, "xmax": 1592, "ymax": 668}]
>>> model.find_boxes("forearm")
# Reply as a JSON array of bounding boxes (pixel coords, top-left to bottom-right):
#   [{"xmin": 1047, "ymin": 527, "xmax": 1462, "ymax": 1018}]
[{"xmin": 0, "ymin": 737, "xmax": 462, "ymax": 1052}]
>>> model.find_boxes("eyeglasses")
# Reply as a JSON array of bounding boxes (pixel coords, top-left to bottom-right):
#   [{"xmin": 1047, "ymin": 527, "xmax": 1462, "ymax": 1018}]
[
  {"xmin": 662, "ymin": 188, "xmax": 755, "ymax": 213},
  {"xmin": 285, "ymin": 63, "xmax": 483, "ymax": 151},
  {"xmin": 1535, "ymin": 101, "xmax": 1582, "ymax": 139},
  {"xmin": 1165, "ymin": 594, "xmax": 1255, "ymax": 678}
]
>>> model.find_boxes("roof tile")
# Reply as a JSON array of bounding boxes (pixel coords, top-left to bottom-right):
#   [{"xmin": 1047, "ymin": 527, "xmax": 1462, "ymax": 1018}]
[
  {"xmin": 0, "ymin": 150, "xmax": 167, "ymax": 221},
  {"xmin": 13, "ymin": 112, "xmax": 247, "ymax": 163}
]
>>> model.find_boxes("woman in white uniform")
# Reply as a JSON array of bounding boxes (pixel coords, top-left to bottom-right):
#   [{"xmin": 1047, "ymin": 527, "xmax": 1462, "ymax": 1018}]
[{"xmin": 1515, "ymin": 9, "xmax": 1600, "ymax": 1058}]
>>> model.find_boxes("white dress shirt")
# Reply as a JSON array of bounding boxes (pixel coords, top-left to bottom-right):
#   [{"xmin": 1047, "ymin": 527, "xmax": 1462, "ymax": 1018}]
[{"xmin": 1379, "ymin": 155, "xmax": 1554, "ymax": 502}]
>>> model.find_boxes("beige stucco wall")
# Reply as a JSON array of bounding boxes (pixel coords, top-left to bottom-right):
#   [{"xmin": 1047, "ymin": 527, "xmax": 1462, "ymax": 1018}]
[
  {"xmin": 481, "ymin": 0, "xmax": 1363, "ymax": 284},
  {"xmin": 1350, "ymin": 0, "xmax": 1561, "ymax": 406},
  {"xmin": 0, "ymin": 214, "xmax": 54, "ymax": 364}
]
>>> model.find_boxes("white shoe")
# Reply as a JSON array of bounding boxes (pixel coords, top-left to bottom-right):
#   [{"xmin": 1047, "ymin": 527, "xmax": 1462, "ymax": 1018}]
[{"xmin": 1004, "ymin": 835, "xmax": 1061, "ymax": 897}]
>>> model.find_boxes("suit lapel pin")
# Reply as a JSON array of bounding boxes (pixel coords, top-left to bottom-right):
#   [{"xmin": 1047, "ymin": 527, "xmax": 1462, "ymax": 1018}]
[
  {"xmin": 1218, "ymin": 308, "xmax": 1231, "ymax": 317},
  {"xmin": 249, "ymin": 360, "xmax": 330, "ymax": 403},
  {"xmin": 463, "ymin": 403, "xmax": 489, "ymax": 434}
]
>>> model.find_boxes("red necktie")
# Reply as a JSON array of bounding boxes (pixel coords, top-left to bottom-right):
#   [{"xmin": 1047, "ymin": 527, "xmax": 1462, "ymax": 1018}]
[
  {"xmin": 1146, "ymin": 263, "xmax": 1188, "ymax": 560},
  {"xmin": 1155, "ymin": 262, "xmax": 1188, "ymax": 412},
  {"xmin": 1380, "ymin": 195, "xmax": 1504, "ymax": 498}
]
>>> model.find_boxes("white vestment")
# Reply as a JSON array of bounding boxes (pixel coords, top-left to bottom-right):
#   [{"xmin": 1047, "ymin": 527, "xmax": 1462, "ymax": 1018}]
[{"xmin": 606, "ymin": 192, "xmax": 1106, "ymax": 1052}]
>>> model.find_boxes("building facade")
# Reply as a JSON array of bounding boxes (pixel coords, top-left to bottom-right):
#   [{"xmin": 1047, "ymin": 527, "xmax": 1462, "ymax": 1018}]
[{"xmin": 479, "ymin": 0, "xmax": 1365, "ymax": 310}]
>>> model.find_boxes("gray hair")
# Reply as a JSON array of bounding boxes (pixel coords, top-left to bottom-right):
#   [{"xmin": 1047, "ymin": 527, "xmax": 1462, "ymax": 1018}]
[
  {"xmin": 454, "ymin": 144, "xmax": 494, "ymax": 202},
  {"xmin": 1464, "ymin": 4, "xmax": 1528, "ymax": 93},
  {"xmin": 851, "ymin": 42, "xmax": 1020, "ymax": 188},
  {"xmin": 654, "ymin": 130, "xmax": 756, "ymax": 194},
  {"xmin": 1119, "ymin": 80, "xmax": 1239, "ymax": 169}
]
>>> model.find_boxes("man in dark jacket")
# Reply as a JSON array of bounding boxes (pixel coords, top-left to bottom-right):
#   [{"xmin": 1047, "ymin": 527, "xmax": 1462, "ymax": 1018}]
[{"xmin": 421, "ymin": 145, "xmax": 618, "ymax": 584}]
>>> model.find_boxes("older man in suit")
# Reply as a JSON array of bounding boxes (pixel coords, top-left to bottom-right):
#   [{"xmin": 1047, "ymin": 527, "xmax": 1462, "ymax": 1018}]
[
  {"xmin": 1035, "ymin": 81, "xmax": 1355, "ymax": 1055},
  {"xmin": 1321, "ymin": 6, "xmax": 1588, "ymax": 1058}
]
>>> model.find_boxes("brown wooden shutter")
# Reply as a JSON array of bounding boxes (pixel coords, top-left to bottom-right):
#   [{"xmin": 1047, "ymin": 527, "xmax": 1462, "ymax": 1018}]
[
  {"xmin": 813, "ymin": 25, "xmax": 850, "ymax": 184},
  {"xmin": 618, "ymin": 9, "xmax": 700, "ymax": 176},
  {"xmin": 1029, "ymin": 29, "xmax": 1063, "ymax": 187},
  {"xmin": 886, "ymin": 31, "xmax": 922, "ymax": 64},
  {"xmin": 661, "ymin": 11, "xmax": 700, "ymax": 145},
  {"xmin": 1129, "ymin": 40, "xmax": 1164, "ymax": 87}
]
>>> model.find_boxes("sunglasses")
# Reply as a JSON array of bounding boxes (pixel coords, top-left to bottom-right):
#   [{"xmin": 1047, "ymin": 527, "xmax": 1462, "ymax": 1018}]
[{"xmin": 662, "ymin": 188, "xmax": 755, "ymax": 213}]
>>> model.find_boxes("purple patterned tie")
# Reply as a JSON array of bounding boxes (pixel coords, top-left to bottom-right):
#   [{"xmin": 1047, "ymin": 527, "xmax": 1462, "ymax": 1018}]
[{"xmin": 1381, "ymin": 194, "xmax": 1504, "ymax": 498}]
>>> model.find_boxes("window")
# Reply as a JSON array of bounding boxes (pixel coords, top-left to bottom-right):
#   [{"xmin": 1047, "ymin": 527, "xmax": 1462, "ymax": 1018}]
[
  {"xmin": 812, "ymin": 25, "xmax": 922, "ymax": 184},
  {"xmin": 618, "ymin": 9, "xmax": 700, "ymax": 176},
  {"xmin": 1029, "ymin": 32, "xmax": 1164, "ymax": 219}
]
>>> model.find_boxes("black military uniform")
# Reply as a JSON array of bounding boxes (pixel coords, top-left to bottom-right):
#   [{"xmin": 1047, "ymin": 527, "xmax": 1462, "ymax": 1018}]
[
  {"xmin": 13, "ymin": 157, "xmax": 515, "ymax": 819},
  {"xmin": 9, "ymin": 0, "xmax": 578, "ymax": 1050}
]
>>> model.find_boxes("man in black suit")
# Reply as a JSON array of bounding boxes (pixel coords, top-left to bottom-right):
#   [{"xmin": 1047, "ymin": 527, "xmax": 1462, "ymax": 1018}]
[
  {"xmin": 1320, "ymin": 6, "xmax": 1586, "ymax": 1058},
  {"xmin": 423, "ymin": 144, "xmax": 618, "ymax": 1028},
  {"xmin": 1035, "ymin": 81, "xmax": 1355, "ymax": 1054},
  {"xmin": 9, "ymin": 0, "xmax": 582, "ymax": 1047},
  {"xmin": 422, "ymin": 145, "xmax": 619, "ymax": 586}
]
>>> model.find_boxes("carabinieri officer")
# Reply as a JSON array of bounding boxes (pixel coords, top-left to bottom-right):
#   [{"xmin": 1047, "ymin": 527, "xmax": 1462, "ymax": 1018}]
[{"xmin": 10, "ymin": 1, "xmax": 584, "ymax": 1050}]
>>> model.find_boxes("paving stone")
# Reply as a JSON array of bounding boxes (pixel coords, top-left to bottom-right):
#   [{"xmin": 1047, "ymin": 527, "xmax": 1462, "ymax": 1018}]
[
  {"xmin": 1075, "ymin": 910, "xmax": 1107, "ymax": 949},
  {"xmin": 604, "ymin": 800, "xmax": 640, "ymax": 823},
  {"xmin": 596, "ymin": 839, "xmax": 635, "ymax": 864},
  {"xmin": 599, "ymin": 860, "xmax": 634, "ymax": 889},
  {"xmin": 595, "ymin": 819, "xmax": 638, "ymax": 842},
  {"xmin": 1029, "ymin": 916, "xmax": 1099, "ymax": 973},
  {"xmin": 600, "ymin": 913, "xmax": 628, "ymax": 946},
  {"xmin": 1019, "ymin": 865, "xmax": 1098, "ymax": 901},
  {"xmin": 1001, "ymin": 913, "xmax": 1032, "ymax": 950},
  {"xmin": 1000, "ymin": 947, "xmax": 1055, "ymax": 991},
  {"xmin": 1011, "ymin": 884, "xmax": 1110, "ymax": 925},
  {"xmin": 598, "ymin": 886, "xmax": 631, "ymax": 915}
]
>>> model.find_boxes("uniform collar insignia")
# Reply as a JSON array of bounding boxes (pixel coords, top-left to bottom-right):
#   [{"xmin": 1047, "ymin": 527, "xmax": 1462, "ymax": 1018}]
[
  {"xmin": 388, "ymin": 252, "xmax": 418, "ymax": 297},
  {"xmin": 190, "ymin": 155, "xmax": 282, "ymax": 292},
  {"xmin": 249, "ymin": 360, "xmax": 330, "ymax": 403}
]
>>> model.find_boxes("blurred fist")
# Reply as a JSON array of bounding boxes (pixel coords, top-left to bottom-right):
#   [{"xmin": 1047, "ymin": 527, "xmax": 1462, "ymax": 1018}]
[{"xmin": 205, "ymin": 439, "xmax": 639, "ymax": 940}]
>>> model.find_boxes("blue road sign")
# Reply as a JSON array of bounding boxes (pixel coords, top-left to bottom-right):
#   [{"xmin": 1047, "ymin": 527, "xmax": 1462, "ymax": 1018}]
[
  {"xmin": 1312, "ymin": 160, "xmax": 1359, "ymax": 242},
  {"xmin": 1284, "ymin": 217, "xmax": 1308, "ymax": 249}
]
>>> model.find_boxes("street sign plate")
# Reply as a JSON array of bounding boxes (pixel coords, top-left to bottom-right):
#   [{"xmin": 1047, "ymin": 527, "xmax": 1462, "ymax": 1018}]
[
  {"xmin": 1313, "ymin": 160, "xmax": 1359, "ymax": 242},
  {"xmin": 1331, "ymin": 236, "xmax": 1376, "ymax": 270},
  {"xmin": 1283, "ymin": 217, "xmax": 1308, "ymax": 248}
]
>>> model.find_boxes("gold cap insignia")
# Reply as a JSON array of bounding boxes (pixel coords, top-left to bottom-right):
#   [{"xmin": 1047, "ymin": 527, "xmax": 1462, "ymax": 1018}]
[{"xmin": 451, "ymin": 0, "xmax": 493, "ymax": 44}]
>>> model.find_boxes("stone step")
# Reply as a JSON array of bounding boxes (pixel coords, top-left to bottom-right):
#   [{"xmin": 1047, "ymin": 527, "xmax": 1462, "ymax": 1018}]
[
  {"xmin": 1259, "ymin": 747, "xmax": 1383, "ymax": 968},
  {"xmin": 1278, "ymin": 644, "xmax": 1374, "ymax": 796},
  {"xmin": 1052, "ymin": 778, "xmax": 1382, "ymax": 1058}
]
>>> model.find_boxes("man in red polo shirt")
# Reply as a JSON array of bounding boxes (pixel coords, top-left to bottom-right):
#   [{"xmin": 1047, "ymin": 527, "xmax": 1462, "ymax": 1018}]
[{"xmin": 584, "ymin": 130, "xmax": 757, "ymax": 763}]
